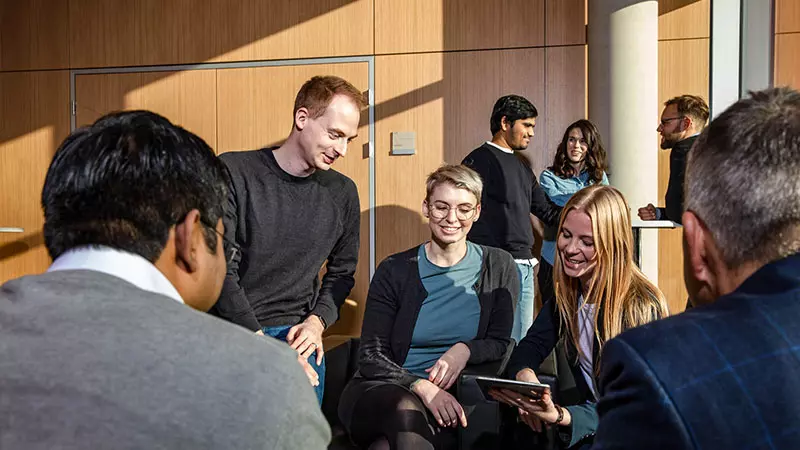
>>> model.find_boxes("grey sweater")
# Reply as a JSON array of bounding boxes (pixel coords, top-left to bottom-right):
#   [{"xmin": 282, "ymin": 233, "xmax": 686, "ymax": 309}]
[
  {"xmin": 0, "ymin": 270, "xmax": 330, "ymax": 449},
  {"xmin": 212, "ymin": 147, "xmax": 360, "ymax": 331}
]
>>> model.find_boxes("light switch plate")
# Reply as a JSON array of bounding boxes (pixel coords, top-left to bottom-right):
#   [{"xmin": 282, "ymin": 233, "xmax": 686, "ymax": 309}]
[{"xmin": 391, "ymin": 131, "xmax": 416, "ymax": 155}]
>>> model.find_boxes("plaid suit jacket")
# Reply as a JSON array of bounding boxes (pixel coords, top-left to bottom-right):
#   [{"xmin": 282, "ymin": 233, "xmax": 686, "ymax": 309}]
[{"xmin": 592, "ymin": 252, "xmax": 800, "ymax": 449}]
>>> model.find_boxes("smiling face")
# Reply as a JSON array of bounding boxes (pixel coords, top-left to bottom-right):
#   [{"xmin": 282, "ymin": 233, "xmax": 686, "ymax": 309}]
[
  {"xmin": 423, "ymin": 183, "xmax": 481, "ymax": 247},
  {"xmin": 296, "ymin": 94, "xmax": 360, "ymax": 171},
  {"xmin": 502, "ymin": 116, "xmax": 536, "ymax": 151},
  {"xmin": 557, "ymin": 209, "xmax": 597, "ymax": 285},
  {"xmin": 566, "ymin": 127, "xmax": 588, "ymax": 166}
]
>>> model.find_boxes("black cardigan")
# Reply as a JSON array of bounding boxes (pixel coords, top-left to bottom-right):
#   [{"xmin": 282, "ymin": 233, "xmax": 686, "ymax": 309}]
[{"xmin": 354, "ymin": 244, "xmax": 519, "ymax": 388}]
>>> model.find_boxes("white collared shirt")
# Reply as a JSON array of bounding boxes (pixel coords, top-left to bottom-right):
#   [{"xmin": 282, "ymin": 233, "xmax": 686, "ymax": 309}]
[
  {"xmin": 48, "ymin": 246, "xmax": 184, "ymax": 304},
  {"xmin": 485, "ymin": 140, "xmax": 514, "ymax": 154}
]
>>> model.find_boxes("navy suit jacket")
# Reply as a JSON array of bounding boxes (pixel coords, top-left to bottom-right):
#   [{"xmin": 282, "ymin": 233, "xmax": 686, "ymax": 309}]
[{"xmin": 592, "ymin": 252, "xmax": 800, "ymax": 449}]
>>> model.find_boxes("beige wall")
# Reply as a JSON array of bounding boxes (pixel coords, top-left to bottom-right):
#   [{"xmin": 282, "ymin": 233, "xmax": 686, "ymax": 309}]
[{"xmin": 0, "ymin": 0, "xmax": 587, "ymax": 338}]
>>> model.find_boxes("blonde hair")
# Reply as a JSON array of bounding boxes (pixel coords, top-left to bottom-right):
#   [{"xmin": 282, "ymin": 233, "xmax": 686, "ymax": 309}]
[
  {"xmin": 425, "ymin": 164, "xmax": 483, "ymax": 203},
  {"xmin": 554, "ymin": 186, "xmax": 669, "ymax": 367}
]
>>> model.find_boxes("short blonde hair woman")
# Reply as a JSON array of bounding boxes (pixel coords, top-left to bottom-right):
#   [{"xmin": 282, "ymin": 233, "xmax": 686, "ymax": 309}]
[{"xmin": 339, "ymin": 164, "xmax": 518, "ymax": 450}]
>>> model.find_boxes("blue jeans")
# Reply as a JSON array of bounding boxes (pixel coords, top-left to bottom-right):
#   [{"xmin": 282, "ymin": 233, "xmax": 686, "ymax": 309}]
[
  {"xmin": 263, "ymin": 325, "xmax": 326, "ymax": 405},
  {"xmin": 512, "ymin": 261, "xmax": 535, "ymax": 342}
]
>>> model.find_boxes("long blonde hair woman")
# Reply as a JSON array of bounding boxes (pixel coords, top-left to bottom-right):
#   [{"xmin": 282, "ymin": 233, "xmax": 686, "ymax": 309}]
[
  {"xmin": 496, "ymin": 185, "xmax": 669, "ymax": 449},
  {"xmin": 554, "ymin": 185, "xmax": 668, "ymax": 360}
]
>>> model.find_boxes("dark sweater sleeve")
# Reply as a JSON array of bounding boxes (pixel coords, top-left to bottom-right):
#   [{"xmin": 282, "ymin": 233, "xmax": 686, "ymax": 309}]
[
  {"xmin": 356, "ymin": 259, "xmax": 419, "ymax": 388},
  {"xmin": 505, "ymin": 297, "xmax": 560, "ymax": 377},
  {"xmin": 311, "ymin": 180, "xmax": 360, "ymax": 328},
  {"xmin": 462, "ymin": 151, "xmax": 501, "ymax": 247},
  {"xmin": 214, "ymin": 166, "xmax": 262, "ymax": 332},
  {"xmin": 530, "ymin": 175, "xmax": 563, "ymax": 228},
  {"xmin": 463, "ymin": 250, "xmax": 517, "ymax": 364},
  {"xmin": 664, "ymin": 150, "xmax": 687, "ymax": 224}
]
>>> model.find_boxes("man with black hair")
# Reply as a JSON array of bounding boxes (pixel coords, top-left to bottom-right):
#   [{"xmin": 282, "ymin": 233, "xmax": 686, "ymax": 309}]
[
  {"xmin": 462, "ymin": 94, "xmax": 561, "ymax": 342},
  {"xmin": 0, "ymin": 111, "xmax": 329, "ymax": 449}
]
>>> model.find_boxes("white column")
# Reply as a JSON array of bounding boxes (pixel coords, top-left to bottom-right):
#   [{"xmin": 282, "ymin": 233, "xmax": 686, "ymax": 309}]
[
  {"xmin": 711, "ymin": 0, "xmax": 742, "ymax": 117},
  {"xmin": 588, "ymin": 0, "xmax": 660, "ymax": 281},
  {"xmin": 740, "ymin": 0, "xmax": 774, "ymax": 95}
]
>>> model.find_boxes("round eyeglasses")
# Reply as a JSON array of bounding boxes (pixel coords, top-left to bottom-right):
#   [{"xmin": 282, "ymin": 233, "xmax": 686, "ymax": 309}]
[{"xmin": 428, "ymin": 202, "xmax": 478, "ymax": 221}]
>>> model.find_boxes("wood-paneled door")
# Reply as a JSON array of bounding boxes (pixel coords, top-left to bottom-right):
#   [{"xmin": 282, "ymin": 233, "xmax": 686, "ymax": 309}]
[{"xmin": 72, "ymin": 62, "xmax": 371, "ymax": 338}]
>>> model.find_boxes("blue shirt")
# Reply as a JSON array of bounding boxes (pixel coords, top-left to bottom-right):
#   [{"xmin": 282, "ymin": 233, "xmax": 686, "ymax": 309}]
[
  {"xmin": 539, "ymin": 169, "xmax": 609, "ymax": 265},
  {"xmin": 402, "ymin": 242, "xmax": 483, "ymax": 378}
]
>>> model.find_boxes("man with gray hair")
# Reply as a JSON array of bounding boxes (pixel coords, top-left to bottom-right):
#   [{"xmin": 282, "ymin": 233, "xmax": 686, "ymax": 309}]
[{"xmin": 590, "ymin": 87, "xmax": 800, "ymax": 449}]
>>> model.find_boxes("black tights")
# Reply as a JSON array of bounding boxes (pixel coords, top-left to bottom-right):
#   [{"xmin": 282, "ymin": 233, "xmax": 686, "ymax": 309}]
[{"xmin": 348, "ymin": 383, "xmax": 456, "ymax": 450}]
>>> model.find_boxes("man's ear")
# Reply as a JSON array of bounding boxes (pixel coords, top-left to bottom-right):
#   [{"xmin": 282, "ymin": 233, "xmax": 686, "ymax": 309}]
[
  {"xmin": 681, "ymin": 116, "xmax": 693, "ymax": 133},
  {"xmin": 294, "ymin": 107, "xmax": 310, "ymax": 131},
  {"xmin": 421, "ymin": 199, "xmax": 430, "ymax": 218},
  {"xmin": 473, "ymin": 203, "xmax": 482, "ymax": 222},
  {"xmin": 174, "ymin": 209, "xmax": 202, "ymax": 274},
  {"xmin": 501, "ymin": 116, "xmax": 511, "ymax": 132},
  {"xmin": 683, "ymin": 210, "xmax": 716, "ymax": 303}
]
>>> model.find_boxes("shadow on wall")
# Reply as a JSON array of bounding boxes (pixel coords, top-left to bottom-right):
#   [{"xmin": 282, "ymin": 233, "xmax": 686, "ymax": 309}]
[
  {"xmin": 0, "ymin": 232, "xmax": 44, "ymax": 263},
  {"xmin": 325, "ymin": 204, "xmax": 428, "ymax": 338},
  {"xmin": 659, "ymin": 0, "xmax": 704, "ymax": 15}
]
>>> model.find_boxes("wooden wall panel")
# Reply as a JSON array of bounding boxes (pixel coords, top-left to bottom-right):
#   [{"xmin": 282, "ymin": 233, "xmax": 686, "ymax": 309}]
[
  {"xmin": 69, "ymin": 0, "xmax": 139, "ymax": 68},
  {"xmin": 776, "ymin": 0, "xmax": 800, "ymax": 34},
  {"xmin": 220, "ymin": 0, "xmax": 373, "ymax": 63},
  {"xmin": 541, "ymin": 45, "xmax": 587, "ymax": 176},
  {"xmin": 546, "ymin": 0, "xmax": 586, "ymax": 46},
  {"xmin": 775, "ymin": 33, "xmax": 800, "ymax": 89},
  {"xmin": 75, "ymin": 70, "xmax": 218, "ymax": 150},
  {"xmin": 659, "ymin": 0, "xmax": 710, "ymax": 40},
  {"xmin": 70, "ymin": 0, "xmax": 372, "ymax": 68},
  {"xmin": 217, "ymin": 62, "xmax": 370, "ymax": 337},
  {"xmin": 0, "ymin": 71, "xmax": 70, "ymax": 283},
  {"xmin": 657, "ymin": 38, "xmax": 709, "ymax": 314},
  {"xmin": 0, "ymin": 0, "xmax": 69, "ymax": 71},
  {"xmin": 375, "ymin": 0, "xmax": 545, "ymax": 54},
  {"xmin": 375, "ymin": 49, "xmax": 545, "ymax": 263}
]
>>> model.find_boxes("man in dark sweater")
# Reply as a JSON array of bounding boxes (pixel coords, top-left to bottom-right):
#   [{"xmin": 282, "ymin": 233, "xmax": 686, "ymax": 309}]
[
  {"xmin": 638, "ymin": 95, "xmax": 709, "ymax": 224},
  {"xmin": 211, "ymin": 76, "xmax": 367, "ymax": 404},
  {"xmin": 462, "ymin": 95, "xmax": 562, "ymax": 342}
]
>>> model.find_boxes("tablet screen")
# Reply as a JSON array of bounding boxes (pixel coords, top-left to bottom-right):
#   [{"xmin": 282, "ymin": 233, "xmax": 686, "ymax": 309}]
[{"xmin": 474, "ymin": 376, "xmax": 550, "ymax": 400}]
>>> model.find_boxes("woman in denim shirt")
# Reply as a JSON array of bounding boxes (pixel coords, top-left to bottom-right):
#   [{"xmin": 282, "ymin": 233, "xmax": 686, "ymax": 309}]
[{"xmin": 539, "ymin": 120, "xmax": 609, "ymax": 307}]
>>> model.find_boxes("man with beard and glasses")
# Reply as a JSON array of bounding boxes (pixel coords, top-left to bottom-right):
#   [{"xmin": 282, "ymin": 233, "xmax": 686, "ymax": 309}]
[{"xmin": 637, "ymin": 95, "xmax": 709, "ymax": 224}]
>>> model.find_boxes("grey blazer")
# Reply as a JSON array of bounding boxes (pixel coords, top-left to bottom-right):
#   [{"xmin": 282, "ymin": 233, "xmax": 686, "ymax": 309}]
[{"xmin": 0, "ymin": 269, "xmax": 330, "ymax": 449}]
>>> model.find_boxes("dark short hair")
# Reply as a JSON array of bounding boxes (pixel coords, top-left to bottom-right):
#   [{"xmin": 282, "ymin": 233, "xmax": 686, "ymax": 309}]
[
  {"xmin": 685, "ymin": 87, "xmax": 800, "ymax": 267},
  {"xmin": 549, "ymin": 119, "xmax": 608, "ymax": 183},
  {"xmin": 664, "ymin": 95, "xmax": 709, "ymax": 127},
  {"xmin": 42, "ymin": 110, "xmax": 229, "ymax": 262},
  {"xmin": 293, "ymin": 75, "xmax": 367, "ymax": 119},
  {"xmin": 490, "ymin": 95, "xmax": 538, "ymax": 135}
]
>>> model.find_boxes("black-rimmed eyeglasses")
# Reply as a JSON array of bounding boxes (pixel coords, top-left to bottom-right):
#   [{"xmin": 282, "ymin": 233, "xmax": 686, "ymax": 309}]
[{"xmin": 201, "ymin": 221, "xmax": 240, "ymax": 264}]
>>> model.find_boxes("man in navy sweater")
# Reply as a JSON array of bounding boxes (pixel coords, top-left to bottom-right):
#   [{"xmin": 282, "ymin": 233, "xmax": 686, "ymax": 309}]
[
  {"xmin": 462, "ymin": 95, "xmax": 561, "ymax": 342},
  {"xmin": 211, "ymin": 76, "xmax": 367, "ymax": 404},
  {"xmin": 593, "ymin": 87, "xmax": 800, "ymax": 449}
]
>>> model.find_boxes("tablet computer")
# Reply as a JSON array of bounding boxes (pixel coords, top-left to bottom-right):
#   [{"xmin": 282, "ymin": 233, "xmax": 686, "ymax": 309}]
[{"xmin": 474, "ymin": 376, "xmax": 550, "ymax": 400}]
